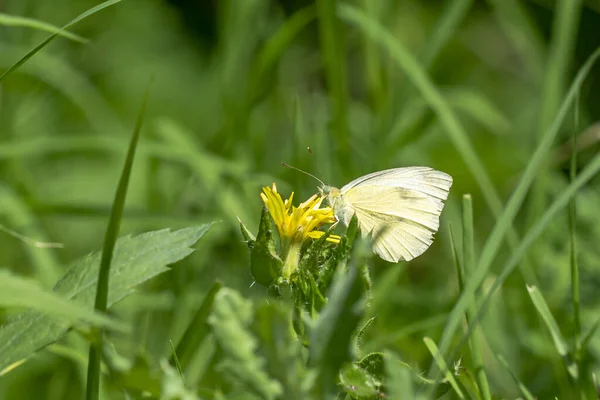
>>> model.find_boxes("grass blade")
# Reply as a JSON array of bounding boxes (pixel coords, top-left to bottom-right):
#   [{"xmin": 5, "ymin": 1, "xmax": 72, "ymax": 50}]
[
  {"xmin": 171, "ymin": 281, "xmax": 222, "ymax": 372},
  {"xmin": 423, "ymin": 337, "xmax": 464, "ymax": 399},
  {"xmin": 338, "ymin": 2, "xmax": 538, "ymax": 286},
  {"xmin": 568, "ymin": 93, "xmax": 581, "ymax": 359},
  {"xmin": 537, "ymin": 0, "xmax": 582, "ymax": 136},
  {"xmin": 439, "ymin": 143, "xmax": 600, "ymax": 393},
  {"xmin": 338, "ymin": 3, "xmax": 500, "ymax": 218},
  {"xmin": 496, "ymin": 354, "xmax": 535, "ymax": 400},
  {"xmin": 434, "ymin": 46, "xmax": 600, "ymax": 373},
  {"xmin": 526, "ymin": 285, "xmax": 577, "ymax": 379},
  {"xmin": 385, "ymin": 0, "xmax": 474, "ymax": 143},
  {"xmin": 0, "ymin": 0, "xmax": 123, "ymax": 83},
  {"xmin": 85, "ymin": 78, "xmax": 152, "ymax": 400},
  {"xmin": 0, "ymin": 13, "xmax": 88, "ymax": 43},
  {"xmin": 462, "ymin": 195, "xmax": 491, "ymax": 400}
]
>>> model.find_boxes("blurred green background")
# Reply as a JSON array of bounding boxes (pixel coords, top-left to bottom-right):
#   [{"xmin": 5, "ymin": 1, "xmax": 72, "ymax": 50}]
[{"xmin": 1, "ymin": 0, "xmax": 600, "ymax": 398}]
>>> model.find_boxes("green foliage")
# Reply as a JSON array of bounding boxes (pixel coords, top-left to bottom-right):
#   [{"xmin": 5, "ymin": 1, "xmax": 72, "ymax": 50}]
[
  {"xmin": 208, "ymin": 288, "xmax": 283, "ymax": 400},
  {"xmin": 241, "ymin": 207, "xmax": 283, "ymax": 287},
  {"xmin": 0, "ymin": 269, "xmax": 124, "ymax": 334},
  {"xmin": 0, "ymin": 225, "xmax": 212, "ymax": 374},
  {"xmin": 1, "ymin": 0, "xmax": 600, "ymax": 399}
]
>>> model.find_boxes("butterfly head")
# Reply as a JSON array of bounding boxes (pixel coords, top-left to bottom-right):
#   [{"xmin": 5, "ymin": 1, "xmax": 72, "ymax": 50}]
[{"xmin": 319, "ymin": 185, "xmax": 342, "ymax": 207}]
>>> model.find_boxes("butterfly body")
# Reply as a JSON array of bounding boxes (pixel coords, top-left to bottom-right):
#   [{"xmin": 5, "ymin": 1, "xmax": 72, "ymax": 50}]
[{"xmin": 320, "ymin": 167, "xmax": 453, "ymax": 263}]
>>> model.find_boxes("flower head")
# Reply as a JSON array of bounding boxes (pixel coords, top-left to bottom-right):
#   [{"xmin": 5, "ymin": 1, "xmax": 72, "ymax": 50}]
[
  {"xmin": 261, "ymin": 183, "xmax": 340, "ymax": 245},
  {"xmin": 260, "ymin": 183, "xmax": 340, "ymax": 278}
]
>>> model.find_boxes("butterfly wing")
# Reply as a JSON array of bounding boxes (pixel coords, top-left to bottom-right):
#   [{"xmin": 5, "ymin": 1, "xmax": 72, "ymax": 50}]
[{"xmin": 339, "ymin": 167, "xmax": 452, "ymax": 263}]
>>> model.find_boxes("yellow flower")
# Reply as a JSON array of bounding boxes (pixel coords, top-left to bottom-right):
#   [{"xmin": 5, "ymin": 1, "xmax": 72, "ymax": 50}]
[{"xmin": 260, "ymin": 183, "xmax": 340, "ymax": 278}]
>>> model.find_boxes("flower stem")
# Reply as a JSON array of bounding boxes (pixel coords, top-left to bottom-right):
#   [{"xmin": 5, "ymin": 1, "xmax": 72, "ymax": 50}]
[{"xmin": 282, "ymin": 242, "xmax": 302, "ymax": 279}]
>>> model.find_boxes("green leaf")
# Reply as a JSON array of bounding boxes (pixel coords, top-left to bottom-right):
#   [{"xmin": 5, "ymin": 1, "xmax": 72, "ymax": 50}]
[
  {"xmin": 249, "ymin": 207, "xmax": 283, "ymax": 286},
  {"xmin": 0, "ymin": 269, "xmax": 125, "ymax": 332},
  {"xmin": 310, "ymin": 238, "xmax": 369, "ymax": 397},
  {"xmin": 0, "ymin": 224, "xmax": 213, "ymax": 374},
  {"xmin": 208, "ymin": 288, "xmax": 283, "ymax": 400}
]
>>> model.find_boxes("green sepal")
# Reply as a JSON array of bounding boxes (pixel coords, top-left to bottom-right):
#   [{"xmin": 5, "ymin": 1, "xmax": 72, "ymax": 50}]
[
  {"xmin": 249, "ymin": 207, "xmax": 283, "ymax": 286},
  {"xmin": 238, "ymin": 216, "xmax": 256, "ymax": 244}
]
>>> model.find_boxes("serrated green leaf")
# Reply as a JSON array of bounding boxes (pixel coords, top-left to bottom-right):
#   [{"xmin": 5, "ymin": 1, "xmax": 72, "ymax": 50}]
[
  {"xmin": 0, "ymin": 224, "xmax": 213, "ymax": 373},
  {"xmin": 208, "ymin": 288, "xmax": 283, "ymax": 400},
  {"xmin": 0, "ymin": 269, "xmax": 125, "ymax": 332},
  {"xmin": 250, "ymin": 207, "xmax": 283, "ymax": 286}
]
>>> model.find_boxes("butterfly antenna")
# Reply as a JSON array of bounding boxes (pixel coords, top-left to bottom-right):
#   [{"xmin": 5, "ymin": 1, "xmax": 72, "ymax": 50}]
[
  {"xmin": 306, "ymin": 146, "xmax": 327, "ymax": 184},
  {"xmin": 281, "ymin": 162, "xmax": 325, "ymax": 186}
]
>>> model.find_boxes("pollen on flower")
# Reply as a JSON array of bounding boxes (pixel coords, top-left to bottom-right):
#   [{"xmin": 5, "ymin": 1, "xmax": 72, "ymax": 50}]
[{"xmin": 260, "ymin": 183, "xmax": 341, "ymax": 246}]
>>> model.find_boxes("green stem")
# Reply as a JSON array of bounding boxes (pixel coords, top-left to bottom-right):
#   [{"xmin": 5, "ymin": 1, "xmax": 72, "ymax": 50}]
[{"xmin": 282, "ymin": 242, "xmax": 302, "ymax": 279}]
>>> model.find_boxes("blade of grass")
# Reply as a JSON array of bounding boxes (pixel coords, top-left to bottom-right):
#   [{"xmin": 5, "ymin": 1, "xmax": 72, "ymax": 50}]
[
  {"xmin": 448, "ymin": 223, "xmax": 463, "ymax": 291},
  {"xmin": 569, "ymin": 92, "xmax": 581, "ymax": 359},
  {"xmin": 462, "ymin": 195, "xmax": 491, "ymax": 400},
  {"xmin": 423, "ymin": 337, "xmax": 465, "ymax": 399},
  {"xmin": 384, "ymin": 0, "xmax": 473, "ymax": 145},
  {"xmin": 0, "ymin": 13, "xmax": 88, "ymax": 43},
  {"xmin": 171, "ymin": 281, "xmax": 222, "ymax": 372},
  {"xmin": 496, "ymin": 354, "xmax": 535, "ymax": 400},
  {"xmin": 0, "ymin": 185, "xmax": 61, "ymax": 286},
  {"xmin": 317, "ymin": 0, "xmax": 349, "ymax": 166},
  {"xmin": 580, "ymin": 318, "xmax": 600, "ymax": 351},
  {"xmin": 0, "ymin": 0, "xmax": 124, "ymax": 83},
  {"xmin": 487, "ymin": 0, "xmax": 544, "ymax": 80},
  {"xmin": 537, "ymin": 0, "xmax": 582, "ymax": 137},
  {"xmin": 434, "ymin": 142, "xmax": 600, "ymax": 394},
  {"xmin": 85, "ymin": 78, "xmax": 152, "ymax": 400},
  {"xmin": 526, "ymin": 285, "xmax": 578, "ymax": 379},
  {"xmin": 525, "ymin": 0, "xmax": 582, "ymax": 273},
  {"xmin": 249, "ymin": 4, "xmax": 316, "ymax": 97},
  {"xmin": 339, "ymin": 2, "xmax": 539, "ymax": 296},
  {"xmin": 433, "ymin": 46, "xmax": 600, "ymax": 376}
]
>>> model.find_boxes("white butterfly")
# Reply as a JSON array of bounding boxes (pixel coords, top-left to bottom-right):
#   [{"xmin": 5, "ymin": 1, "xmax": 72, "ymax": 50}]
[{"xmin": 320, "ymin": 167, "xmax": 453, "ymax": 263}]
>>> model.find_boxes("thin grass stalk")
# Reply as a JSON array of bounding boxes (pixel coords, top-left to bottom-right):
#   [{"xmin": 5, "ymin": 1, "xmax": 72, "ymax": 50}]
[
  {"xmin": 569, "ymin": 91, "xmax": 582, "ymax": 394},
  {"xmin": 85, "ymin": 81, "xmax": 151, "ymax": 400},
  {"xmin": 462, "ymin": 195, "xmax": 492, "ymax": 400}
]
